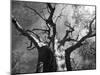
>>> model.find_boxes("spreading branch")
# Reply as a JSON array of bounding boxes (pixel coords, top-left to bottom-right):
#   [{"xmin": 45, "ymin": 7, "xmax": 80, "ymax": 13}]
[
  {"xmin": 12, "ymin": 16, "xmax": 40, "ymax": 49},
  {"xmin": 58, "ymin": 23, "xmax": 75, "ymax": 47},
  {"xmin": 65, "ymin": 16, "xmax": 96, "ymax": 54}
]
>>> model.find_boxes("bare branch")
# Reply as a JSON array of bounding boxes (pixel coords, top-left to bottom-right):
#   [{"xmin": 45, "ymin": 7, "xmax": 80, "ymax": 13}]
[
  {"xmin": 12, "ymin": 16, "xmax": 24, "ymax": 32},
  {"xmin": 27, "ymin": 46, "xmax": 36, "ymax": 50},
  {"xmin": 64, "ymin": 16, "xmax": 96, "ymax": 54},
  {"xmin": 55, "ymin": 6, "xmax": 66, "ymax": 23},
  {"xmin": 27, "ymin": 41, "xmax": 33, "ymax": 49},
  {"xmin": 40, "ymin": 8, "xmax": 47, "ymax": 20},
  {"xmin": 47, "ymin": 3, "xmax": 55, "ymax": 12},
  {"xmin": 65, "ymin": 24, "xmax": 96, "ymax": 54},
  {"xmin": 64, "ymin": 23, "xmax": 74, "ymax": 31},
  {"xmin": 26, "ymin": 30, "xmax": 41, "ymax": 42},
  {"xmin": 24, "ymin": 5, "xmax": 46, "ymax": 21},
  {"xmin": 32, "ymin": 28, "xmax": 49, "ymax": 33},
  {"xmin": 89, "ymin": 33, "xmax": 96, "ymax": 37},
  {"xmin": 65, "ymin": 38, "xmax": 78, "ymax": 42},
  {"xmin": 46, "ymin": 4, "xmax": 51, "ymax": 14},
  {"xmin": 55, "ymin": 14, "xmax": 64, "ymax": 24},
  {"xmin": 26, "ymin": 41, "xmax": 36, "ymax": 50},
  {"xmin": 12, "ymin": 16, "xmax": 40, "ymax": 49},
  {"xmin": 88, "ymin": 16, "xmax": 96, "ymax": 35},
  {"xmin": 58, "ymin": 23, "xmax": 75, "ymax": 47},
  {"xmin": 46, "ymin": 4, "xmax": 55, "ymax": 25}
]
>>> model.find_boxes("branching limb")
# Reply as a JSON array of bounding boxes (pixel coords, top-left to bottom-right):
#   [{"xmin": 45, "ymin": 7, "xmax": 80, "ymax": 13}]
[
  {"xmin": 26, "ymin": 30, "xmax": 41, "ymax": 42},
  {"xmin": 24, "ymin": 5, "xmax": 46, "ymax": 21},
  {"xmin": 58, "ymin": 24, "xmax": 75, "ymax": 47},
  {"xmin": 54, "ymin": 6, "xmax": 66, "ymax": 23},
  {"xmin": 88, "ymin": 16, "xmax": 96, "ymax": 36},
  {"xmin": 47, "ymin": 3, "xmax": 55, "ymax": 12},
  {"xmin": 65, "ymin": 16, "xmax": 96, "ymax": 53},
  {"xmin": 64, "ymin": 23, "xmax": 74, "ymax": 31},
  {"xmin": 32, "ymin": 28, "xmax": 49, "ymax": 33},
  {"xmin": 26, "ymin": 41, "xmax": 36, "ymax": 50},
  {"xmin": 12, "ymin": 16, "xmax": 40, "ymax": 49}
]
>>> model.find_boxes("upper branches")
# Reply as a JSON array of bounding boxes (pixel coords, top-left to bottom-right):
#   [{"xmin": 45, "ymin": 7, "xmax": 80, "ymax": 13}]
[
  {"xmin": 58, "ymin": 23, "xmax": 75, "ymax": 47},
  {"xmin": 65, "ymin": 16, "xmax": 96, "ymax": 54},
  {"xmin": 12, "ymin": 16, "xmax": 42, "ymax": 49},
  {"xmin": 24, "ymin": 5, "xmax": 46, "ymax": 21},
  {"xmin": 47, "ymin": 3, "xmax": 55, "ymax": 12},
  {"xmin": 87, "ymin": 16, "xmax": 96, "ymax": 37},
  {"xmin": 24, "ymin": 3, "xmax": 56, "ymax": 39},
  {"xmin": 24, "ymin": 3, "xmax": 56, "ymax": 27}
]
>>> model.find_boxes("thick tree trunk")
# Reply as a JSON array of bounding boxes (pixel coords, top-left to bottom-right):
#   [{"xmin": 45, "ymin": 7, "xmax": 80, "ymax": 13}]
[
  {"xmin": 65, "ymin": 50, "xmax": 72, "ymax": 71},
  {"xmin": 36, "ymin": 46, "xmax": 57, "ymax": 72}
]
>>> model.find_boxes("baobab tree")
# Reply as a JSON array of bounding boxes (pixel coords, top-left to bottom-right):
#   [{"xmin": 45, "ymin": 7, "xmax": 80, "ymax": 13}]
[
  {"xmin": 11, "ymin": 1, "xmax": 96, "ymax": 74},
  {"xmin": 12, "ymin": 16, "xmax": 57, "ymax": 73},
  {"xmin": 12, "ymin": 3, "xmax": 58, "ymax": 73}
]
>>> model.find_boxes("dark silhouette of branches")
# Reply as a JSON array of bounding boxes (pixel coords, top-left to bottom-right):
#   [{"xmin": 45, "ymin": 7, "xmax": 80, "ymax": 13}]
[
  {"xmin": 12, "ymin": 16, "xmax": 40, "ymax": 49},
  {"xmin": 66, "ymin": 16, "xmax": 96, "ymax": 53},
  {"xmin": 12, "ymin": 16, "xmax": 57, "ymax": 72},
  {"xmin": 58, "ymin": 16, "xmax": 96, "ymax": 54},
  {"xmin": 64, "ymin": 16, "xmax": 96, "ymax": 71},
  {"xmin": 24, "ymin": 5, "xmax": 46, "ymax": 21},
  {"xmin": 58, "ymin": 23, "xmax": 75, "ymax": 48},
  {"xmin": 24, "ymin": 4, "xmax": 56, "ymax": 46},
  {"xmin": 26, "ymin": 41, "xmax": 36, "ymax": 50}
]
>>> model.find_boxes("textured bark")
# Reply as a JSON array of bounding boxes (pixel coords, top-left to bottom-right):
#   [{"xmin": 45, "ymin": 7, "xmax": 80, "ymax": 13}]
[
  {"xmin": 65, "ymin": 50, "xmax": 72, "ymax": 71},
  {"xmin": 36, "ymin": 46, "xmax": 57, "ymax": 72}
]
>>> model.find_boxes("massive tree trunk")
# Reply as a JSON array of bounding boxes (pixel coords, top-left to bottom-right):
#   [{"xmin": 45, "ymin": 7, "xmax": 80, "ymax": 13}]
[{"xmin": 36, "ymin": 46, "xmax": 57, "ymax": 72}]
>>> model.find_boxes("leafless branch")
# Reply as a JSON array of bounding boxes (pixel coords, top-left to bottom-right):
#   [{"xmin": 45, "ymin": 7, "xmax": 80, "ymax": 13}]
[
  {"xmin": 65, "ymin": 16, "xmax": 96, "ymax": 54},
  {"xmin": 26, "ymin": 41, "xmax": 36, "ymax": 50},
  {"xmin": 58, "ymin": 23, "xmax": 75, "ymax": 47},
  {"xmin": 47, "ymin": 3, "xmax": 55, "ymax": 12},
  {"xmin": 40, "ymin": 8, "xmax": 47, "ymax": 20},
  {"xmin": 46, "ymin": 5, "xmax": 51, "ymax": 14},
  {"xmin": 55, "ymin": 6, "xmax": 66, "ymax": 23},
  {"xmin": 12, "ymin": 16, "xmax": 40, "ymax": 49},
  {"xmin": 32, "ymin": 28, "xmax": 49, "ymax": 33},
  {"xmin": 64, "ymin": 23, "xmax": 74, "ymax": 31},
  {"xmin": 88, "ymin": 16, "xmax": 96, "ymax": 35},
  {"xmin": 26, "ymin": 30, "xmax": 41, "ymax": 42},
  {"xmin": 24, "ymin": 5, "xmax": 46, "ymax": 21}
]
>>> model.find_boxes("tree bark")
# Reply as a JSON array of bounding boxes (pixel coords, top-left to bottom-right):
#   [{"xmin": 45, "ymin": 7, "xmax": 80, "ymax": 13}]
[
  {"xmin": 65, "ymin": 50, "xmax": 72, "ymax": 71},
  {"xmin": 36, "ymin": 46, "xmax": 57, "ymax": 72}
]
